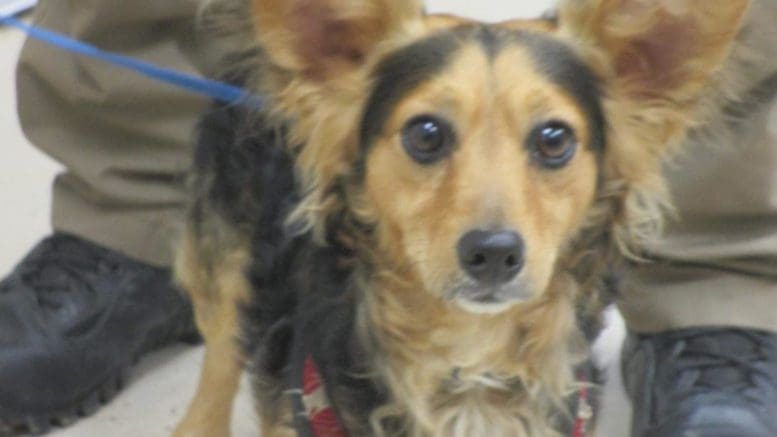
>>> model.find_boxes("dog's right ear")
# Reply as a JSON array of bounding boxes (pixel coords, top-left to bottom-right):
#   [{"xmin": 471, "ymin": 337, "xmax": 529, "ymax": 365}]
[
  {"xmin": 252, "ymin": 0, "xmax": 423, "ymax": 80},
  {"xmin": 250, "ymin": 0, "xmax": 424, "ymax": 240}
]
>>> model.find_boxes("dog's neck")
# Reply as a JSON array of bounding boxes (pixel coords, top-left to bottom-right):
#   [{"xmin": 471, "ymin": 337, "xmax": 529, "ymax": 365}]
[{"xmin": 358, "ymin": 272, "xmax": 582, "ymax": 436}]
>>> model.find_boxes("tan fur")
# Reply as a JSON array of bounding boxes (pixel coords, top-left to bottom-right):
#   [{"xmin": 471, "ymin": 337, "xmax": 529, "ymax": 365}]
[
  {"xmin": 173, "ymin": 227, "xmax": 251, "ymax": 437},
  {"xmin": 179, "ymin": 0, "xmax": 750, "ymax": 435},
  {"xmin": 250, "ymin": 0, "xmax": 427, "ymax": 242},
  {"xmin": 361, "ymin": 43, "xmax": 599, "ymax": 305},
  {"xmin": 260, "ymin": 398, "xmax": 296, "ymax": 437},
  {"xmin": 361, "ymin": 272, "xmax": 581, "ymax": 436}
]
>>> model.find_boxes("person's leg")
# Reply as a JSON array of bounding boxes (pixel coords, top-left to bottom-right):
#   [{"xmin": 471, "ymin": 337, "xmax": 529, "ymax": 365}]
[
  {"xmin": 18, "ymin": 0, "xmax": 209, "ymax": 266},
  {"xmin": 618, "ymin": 3, "xmax": 777, "ymax": 434},
  {"xmin": 619, "ymin": 97, "xmax": 777, "ymax": 334},
  {"xmin": 0, "ymin": 0, "xmax": 213, "ymax": 433}
]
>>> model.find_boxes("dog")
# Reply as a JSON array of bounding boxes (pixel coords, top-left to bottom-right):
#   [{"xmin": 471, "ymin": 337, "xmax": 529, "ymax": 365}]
[{"xmin": 172, "ymin": 0, "xmax": 749, "ymax": 435}]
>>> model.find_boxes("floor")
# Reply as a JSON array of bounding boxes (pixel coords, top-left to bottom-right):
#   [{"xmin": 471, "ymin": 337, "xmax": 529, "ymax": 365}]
[{"xmin": 0, "ymin": 2, "xmax": 632, "ymax": 436}]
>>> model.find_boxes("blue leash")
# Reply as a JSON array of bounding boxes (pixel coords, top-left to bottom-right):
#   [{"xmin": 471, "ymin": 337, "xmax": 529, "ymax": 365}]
[{"xmin": 0, "ymin": 14, "xmax": 264, "ymax": 109}]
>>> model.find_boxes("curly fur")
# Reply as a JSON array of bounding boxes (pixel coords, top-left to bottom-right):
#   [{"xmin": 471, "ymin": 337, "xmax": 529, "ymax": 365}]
[{"xmin": 175, "ymin": 1, "xmax": 750, "ymax": 436}]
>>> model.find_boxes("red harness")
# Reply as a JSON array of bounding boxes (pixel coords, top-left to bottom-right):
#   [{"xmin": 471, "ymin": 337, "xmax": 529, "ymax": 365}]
[
  {"xmin": 301, "ymin": 356, "xmax": 348, "ymax": 437},
  {"xmin": 298, "ymin": 355, "xmax": 594, "ymax": 437}
]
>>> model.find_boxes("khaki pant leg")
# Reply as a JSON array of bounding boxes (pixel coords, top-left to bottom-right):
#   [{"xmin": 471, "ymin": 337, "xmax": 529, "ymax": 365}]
[
  {"xmin": 617, "ymin": 0, "xmax": 777, "ymax": 334},
  {"xmin": 16, "ymin": 0, "xmax": 211, "ymax": 267},
  {"xmin": 618, "ymin": 94, "xmax": 777, "ymax": 333}
]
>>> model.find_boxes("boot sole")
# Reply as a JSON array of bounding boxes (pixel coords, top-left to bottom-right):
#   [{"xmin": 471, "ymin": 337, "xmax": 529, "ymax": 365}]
[{"xmin": 0, "ymin": 312, "xmax": 200, "ymax": 436}]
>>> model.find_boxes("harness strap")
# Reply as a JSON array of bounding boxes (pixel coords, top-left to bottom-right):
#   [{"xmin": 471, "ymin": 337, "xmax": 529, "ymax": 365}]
[
  {"xmin": 287, "ymin": 311, "xmax": 347, "ymax": 437},
  {"xmin": 301, "ymin": 357, "xmax": 348, "ymax": 437},
  {"xmin": 572, "ymin": 373, "xmax": 594, "ymax": 437}
]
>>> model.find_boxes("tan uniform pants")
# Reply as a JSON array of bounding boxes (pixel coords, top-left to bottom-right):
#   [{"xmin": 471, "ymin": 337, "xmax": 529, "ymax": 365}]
[
  {"xmin": 15, "ymin": 1, "xmax": 777, "ymax": 332},
  {"xmin": 618, "ymin": 0, "xmax": 777, "ymax": 333},
  {"xmin": 16, "ymin": 0, "xmax": 210, "ymax": 267}
]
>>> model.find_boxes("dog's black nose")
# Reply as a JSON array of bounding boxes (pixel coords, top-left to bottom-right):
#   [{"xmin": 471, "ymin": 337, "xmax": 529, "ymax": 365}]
[{"xmin": 457, "ymin": 230, "xmax": 524, "ymax": 285}]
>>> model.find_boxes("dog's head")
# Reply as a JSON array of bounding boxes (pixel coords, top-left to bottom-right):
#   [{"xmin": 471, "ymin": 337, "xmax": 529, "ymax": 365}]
[{"xmin": 252, "ymin": 0, "xmax": 748, "ymax": 314}]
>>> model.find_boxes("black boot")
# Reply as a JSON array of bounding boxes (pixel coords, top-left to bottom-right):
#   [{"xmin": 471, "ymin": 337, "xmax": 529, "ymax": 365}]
[
  {"xmin": 623, "ymin": 327, "xmax": 777, "ymax": 437},
  {"xmin": 0, "ymin": 233, "xmax": 198, "ymax": 435}
]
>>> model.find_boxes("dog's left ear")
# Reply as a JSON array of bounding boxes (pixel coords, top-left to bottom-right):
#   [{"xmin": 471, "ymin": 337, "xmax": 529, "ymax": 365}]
[
  {"xmin": 252, "ymin": 0, "xmax": 424, "ymax": 80},
  {"xmin": 559, "ymin": 0, "xmax": 749, "ymax": 155},
  {"xmin": 558, "ymin": 0, "xmax": 750, "ymax": 246}
]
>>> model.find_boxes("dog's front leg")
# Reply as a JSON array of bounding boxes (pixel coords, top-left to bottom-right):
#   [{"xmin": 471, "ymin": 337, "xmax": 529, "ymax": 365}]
[
  {"xmin": 173, "ymin": 231, "xmax": 249, "ymax": 437},
  {"xmin": 175, "ymin": 336, "xmax": 243, "ymax": 436}
]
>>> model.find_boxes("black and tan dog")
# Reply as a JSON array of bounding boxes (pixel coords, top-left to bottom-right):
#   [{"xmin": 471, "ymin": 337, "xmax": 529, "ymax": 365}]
[{"xmin": 173, "ymin": 0, "xmax": 749, "ymax": 435}]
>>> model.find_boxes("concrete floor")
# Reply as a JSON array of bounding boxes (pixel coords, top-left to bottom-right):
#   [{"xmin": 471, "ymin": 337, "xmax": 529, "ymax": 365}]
[{"xmin": 0, "ymin": 2, "xmax": 631, "ymax": 436}]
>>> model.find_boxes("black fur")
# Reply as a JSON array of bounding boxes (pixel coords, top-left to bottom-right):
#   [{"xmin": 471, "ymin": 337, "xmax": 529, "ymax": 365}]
[
  {"xmin": 193, "ymin": 92, "xmax": 387, "ymax": 432},
  {"xmin": 359, "ymin": 30, "xmax": 461, "ymax": 156}
]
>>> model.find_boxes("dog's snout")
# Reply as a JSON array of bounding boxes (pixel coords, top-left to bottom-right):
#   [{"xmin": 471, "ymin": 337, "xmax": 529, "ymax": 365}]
[{"xmin": 457, "ymin": 230, "xmax": 524, "ymax": 285}]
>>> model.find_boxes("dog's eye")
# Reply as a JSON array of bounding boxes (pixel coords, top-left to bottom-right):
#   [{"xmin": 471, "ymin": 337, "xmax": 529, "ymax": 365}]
[
  {"xmin": 530, "ymin": 121, "xmax": 577, "ymax": 169},
  {"xmin": 402, "ymin": 116, "xmax": 455, "ymax": 164}
]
